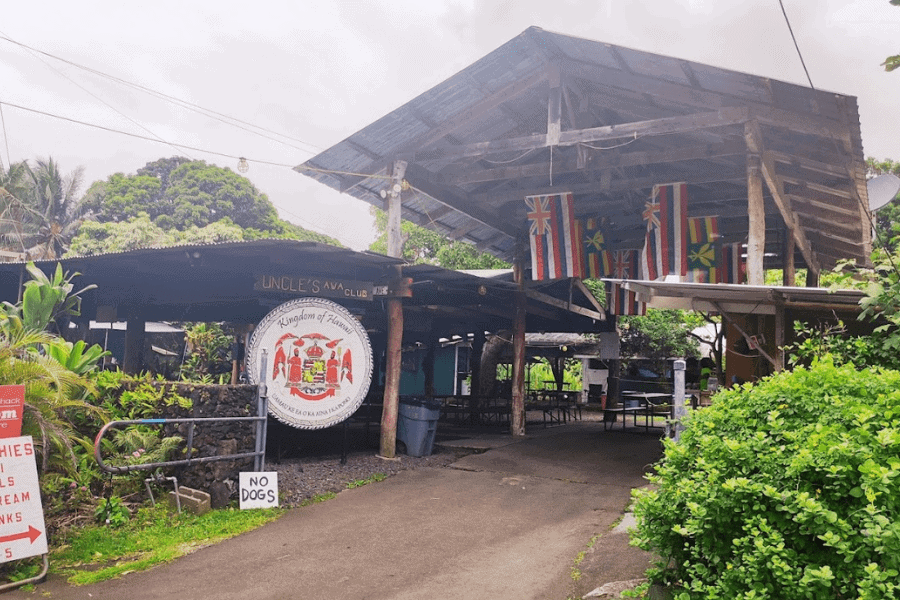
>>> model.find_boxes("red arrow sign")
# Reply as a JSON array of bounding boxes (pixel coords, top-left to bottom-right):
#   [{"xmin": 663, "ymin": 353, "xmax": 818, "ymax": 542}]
[{"xmin": 0, "ymin": 526, "xmax": 41, "ymax": 545}]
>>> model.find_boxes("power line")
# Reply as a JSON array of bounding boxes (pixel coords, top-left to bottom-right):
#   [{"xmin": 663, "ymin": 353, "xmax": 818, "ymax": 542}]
[
  {"xmin": 776, "ymin": 0, "xmax": 900, "ymax": 278},
  {"xmin": 0, "ymin": 98, "xmax": 372, "ymax": 249},
  {"xmin": 0, "ymin": 98, "xmax": 396, "ymax": 184},
  {"xmin": 0, "ymin": 33, "xmax": 323, "ymax": 157},
  {"xmin": 0, "ymin": 28, "xmax": 193, "ymax": 161},
  {"xmin": 776, "ymin": 0, "xmax": 815, "ymax": 90},
  {"xmin": 0, "ymin": 101, "xmax": 10, "ymax": 169}
]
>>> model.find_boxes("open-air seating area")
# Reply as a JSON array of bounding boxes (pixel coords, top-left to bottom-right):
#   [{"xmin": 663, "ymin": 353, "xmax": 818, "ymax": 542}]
[
  {"xmin": 527, "ymin": 389, "xmax": 582, "ymax": 426},
  {"xmin": 438, "ymin": 396, "xmax": 511, "ymax": 427},
  {"xmin": 602, "ymin": 391, "xmax": 674, "ymax": 433}
]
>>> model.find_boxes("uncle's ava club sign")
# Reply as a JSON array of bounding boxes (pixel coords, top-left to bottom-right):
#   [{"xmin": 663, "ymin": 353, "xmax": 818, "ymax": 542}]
[{"xmin": 246, "ymin": 298, "xmax": 373, "ymax": 430}]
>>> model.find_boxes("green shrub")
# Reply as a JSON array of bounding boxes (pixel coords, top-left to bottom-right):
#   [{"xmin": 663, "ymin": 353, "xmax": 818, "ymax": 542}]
[{"xmin": 631, "ymin": 358, "xmax": 900, "ymax": 599}]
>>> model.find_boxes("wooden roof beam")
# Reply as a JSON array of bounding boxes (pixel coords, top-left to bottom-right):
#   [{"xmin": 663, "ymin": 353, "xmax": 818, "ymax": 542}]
[
  {"xmin": 324, "ymin": 69, "xmax": 549, "ymax": 192},
  {"xmin": 560, "ymin": 58, "xmax": 851, "ymax": 143},
  {"xmin": 446, "ymin": 139, "xmax": 746, "ymax": 185},
  {"xmin": 744, "ymin": 120, "xmax": 821, "ymax": 275},
  {"xmin": 403, "ymin": 163, "xmax": 518, "ymax": 239},
  {"xmin": 405, "ymin": 107, "xmax": 749, "ymax": 163},
  {"xmin": 490, "ymin": 165, "xmax": 748, "ymax": 211}
]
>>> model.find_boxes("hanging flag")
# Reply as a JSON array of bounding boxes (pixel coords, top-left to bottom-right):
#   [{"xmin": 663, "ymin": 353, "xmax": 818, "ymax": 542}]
[
  {"xmin": 610, "ymin": 249, "xmax": 639, "ymax": 279},
  {"xmin": 720, "ymin": 242, "xmax": 746, "ymax": 284},
  {"xmin": 526, "ymin": 192, "xmax": 582, "ymax": 280},
  {"xmin": 606, "ymin": 282, "xmax": 646, "ymax": 316},
  {"xmin": 686, "ymin": 216, "xmax": 720, "ymax": 283},
  {"xmin": 582, "ymin": 217, "xmax": 608, "ymax": 278},
  {"xmin": 642, "ymin": 183, "xmax": 688, "ymax": 279},
  {"xmin": 641, "ymin": 229, "xmax": 658, "ymax": 280}
]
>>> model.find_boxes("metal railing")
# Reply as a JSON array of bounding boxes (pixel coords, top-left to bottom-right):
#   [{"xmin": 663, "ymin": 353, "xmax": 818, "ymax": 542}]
[{"xmin": 94, "ymin": 353, "xmax": 269, "ymax": 474}]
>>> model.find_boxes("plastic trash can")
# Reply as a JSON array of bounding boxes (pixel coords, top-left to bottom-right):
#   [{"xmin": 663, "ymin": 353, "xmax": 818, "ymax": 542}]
[{"xmin": 397, "ymin": 397, "xmax": 441, "ymax": 457}]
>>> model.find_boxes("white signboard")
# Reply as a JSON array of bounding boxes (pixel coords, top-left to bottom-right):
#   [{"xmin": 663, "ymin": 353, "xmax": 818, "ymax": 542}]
[
  {"xmin": 0, "ymin": 436, "xmax": 47, "ymax": 562},
  {"xmin": 246, "ymin": 298, "xmax": 374, "ymax": 429},
  {"xmin": 239, "ymin": 472, "xmax": 279, "ymax": 509}
]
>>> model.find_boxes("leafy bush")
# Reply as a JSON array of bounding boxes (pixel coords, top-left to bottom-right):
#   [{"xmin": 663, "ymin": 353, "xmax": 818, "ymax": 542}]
[
  {"xmin": 180, "ymin": 322, "xmax": 232, "ymax": 382},
  {"xmin": 632, "ymin": 358, "xmax": 900, "ymax": 599}
]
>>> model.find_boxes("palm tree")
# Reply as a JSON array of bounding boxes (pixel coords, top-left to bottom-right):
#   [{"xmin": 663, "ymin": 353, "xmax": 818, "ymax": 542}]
[
  {"xmin": 20, "ymin": 157, "xmax": 90, "ymax": 259},
  {"xmin": 0, "ymin": 161, "xmax": 36, "ymax": 260}
]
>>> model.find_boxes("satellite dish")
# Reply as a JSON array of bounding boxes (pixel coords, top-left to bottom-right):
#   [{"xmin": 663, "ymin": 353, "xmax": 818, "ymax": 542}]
[{"xmin": 867, "ymin": 174, "xmax": 900, "ymax": 212}]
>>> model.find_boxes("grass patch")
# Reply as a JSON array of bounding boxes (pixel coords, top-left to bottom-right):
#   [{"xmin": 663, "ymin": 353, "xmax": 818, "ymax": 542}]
[
  {"xmin": 299, "ymin": 491, "xmax": 337, "ymax": 507},
  {"xmin": 51, "ymin": 503, "xmax": 282, "ymax": 586},
  {"xmin": 346, "ymin": 473, "xmax": 386, "ymax": 489}
]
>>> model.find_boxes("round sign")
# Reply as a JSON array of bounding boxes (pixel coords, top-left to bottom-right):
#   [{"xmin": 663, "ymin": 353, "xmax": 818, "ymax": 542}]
[{"xmin": 246, "ymin": 298, "xmax": 373, "ymax": 430}]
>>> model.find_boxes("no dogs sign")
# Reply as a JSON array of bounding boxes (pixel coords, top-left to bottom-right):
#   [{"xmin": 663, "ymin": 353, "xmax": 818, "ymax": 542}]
[{"xmin": 239, "ymin": 472, "xmax": 279, "ymax": 509}]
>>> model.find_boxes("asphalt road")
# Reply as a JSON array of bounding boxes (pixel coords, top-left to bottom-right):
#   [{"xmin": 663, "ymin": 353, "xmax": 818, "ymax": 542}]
[{"xmin": 11, "ymin": 422, "xmax": 662, "ymax": 600}]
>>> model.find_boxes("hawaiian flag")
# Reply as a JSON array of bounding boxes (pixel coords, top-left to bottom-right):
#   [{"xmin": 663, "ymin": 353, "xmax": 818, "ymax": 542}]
[
  {"xmin": 721, "ymin": 242, "xmax": 746, "ymax": 284},
  {"xmin": 686, "ymin": 216, "xmax": 720, "ymax": 283},
  {"xmin": 641, "ymin": 183, "xmax": 688, "ymax": 280},
  {"xmin": 582, "ymin": 217, "xmax": 608, "ymax": 278},
  {"xmin": 606, "ymin": 282, "xmax": 646, "ymax": 316},
  {"xmin": 526, "ymin": 192, "xmax": 582, "ymax": 280}
]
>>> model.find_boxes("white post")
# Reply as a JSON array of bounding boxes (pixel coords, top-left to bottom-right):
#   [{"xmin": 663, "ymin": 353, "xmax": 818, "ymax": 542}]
[{"xmin": 673, "ymin": 359, "xmax": 687, "ymax": 442}]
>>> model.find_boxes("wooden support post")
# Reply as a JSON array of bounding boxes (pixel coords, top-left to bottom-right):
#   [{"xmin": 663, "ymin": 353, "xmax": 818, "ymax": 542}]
[
  {"xmin": 747, "ymin": 154, "xmax": 766, "ymax": 286},
  {"xmin": 423, "ymin": 336, "xmax": 436, "ymax": 400},
  {"xmin": 774, "ymin": 304, "xmax": 785, "ymax": 372},
  {"xmin": 806, "ymin": 269, "xmax": 819, "ymax": 288},
  {"xmin": 380, "ymin": 290, "xmax": 403, "ymax": 458},
  {"xmin": 123, "ymin": 318, "xmax": 146, "ymax": 375},
  {"xmin": 783, "ymin": 230, "xmax": 795, "ymax": 287},
  {"xmin": 511, "ymin": 249, "xmax": 527, "ymax": 437},
  {"xmin": 547, "ymin": 63, "xmax": 562, "ymax": 147},
  {"xmin": 379, "ymin": 160, "xmax": 408, "ymax": 459},
  {"xmin": 470, "ymin": 329, "xmax": 485, "ymax": 399},
  {"xmin": 386, "ymin": 161, "xmax": 407, "ymax": 258}
]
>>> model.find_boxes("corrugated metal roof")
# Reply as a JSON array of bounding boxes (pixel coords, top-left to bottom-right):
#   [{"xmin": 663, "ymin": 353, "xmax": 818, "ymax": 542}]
[
  {"xmin": 298, "ymin": 26, "xmax": 870, "ymax": 273},
  {"xmin": 609, "ymin": 279, "xmax": 865, "ymax": 315}
]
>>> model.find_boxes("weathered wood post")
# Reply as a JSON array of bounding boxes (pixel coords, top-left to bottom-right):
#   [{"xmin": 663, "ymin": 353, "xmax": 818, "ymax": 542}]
[
  {"xmin": 511, "ymin": 244, "xmax": 527, "ymax": 437},
  {"xmin": 747, "ymin": 154, "xmax": 765, "ymax": 286},
  {"xmin": 380, "ymin": 160, "xmax": 407, "ymax": 459}
]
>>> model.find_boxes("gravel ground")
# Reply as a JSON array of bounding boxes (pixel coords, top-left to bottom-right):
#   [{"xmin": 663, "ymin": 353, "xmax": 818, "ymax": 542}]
[{"xmin": 271, "ymin": 446, "xmax": 474, "ymax": 507}]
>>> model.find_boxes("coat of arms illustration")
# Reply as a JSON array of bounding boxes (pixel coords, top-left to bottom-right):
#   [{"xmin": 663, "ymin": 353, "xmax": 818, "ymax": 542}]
[{"xmin": 246, "ymin": 298, "xmax": 373, "ymax": 430}]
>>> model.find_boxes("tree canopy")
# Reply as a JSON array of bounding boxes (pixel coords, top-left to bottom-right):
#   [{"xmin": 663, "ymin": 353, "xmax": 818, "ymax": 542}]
[
  {"xmin": 368, "ymin": 208, "xmax": 509, "ymax": 269},
  {"xmin": 884, "ymin": 0, "xmax": 900, "ymax": 71},
  {"xmin": 79, "ymin": 157, "xmax": 339, "ymax": 248}
]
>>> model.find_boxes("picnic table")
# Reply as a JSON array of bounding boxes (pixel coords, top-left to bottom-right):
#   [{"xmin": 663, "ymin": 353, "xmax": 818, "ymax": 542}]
[{"xmin": 603, "ymin": 391, "xmax": 673, "ymax": 432}]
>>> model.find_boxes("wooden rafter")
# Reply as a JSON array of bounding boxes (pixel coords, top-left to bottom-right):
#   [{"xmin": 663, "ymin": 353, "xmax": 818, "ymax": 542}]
[
  {"xmin": 445, "ymin": 139, "xmax": 746, "ymax": 185},
  {"xmin": 403, "ymin": 163, "xmax": 518, "ymax": 239},
  {"xmin": 404, "ymin": 107, "xmax": 749, "ymax": 163}
]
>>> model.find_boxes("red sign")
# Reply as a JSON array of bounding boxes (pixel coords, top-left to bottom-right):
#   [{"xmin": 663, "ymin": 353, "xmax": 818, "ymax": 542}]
[{"xmin": 0, "ymin": 386, "xmax": 24, "ymax": 439}]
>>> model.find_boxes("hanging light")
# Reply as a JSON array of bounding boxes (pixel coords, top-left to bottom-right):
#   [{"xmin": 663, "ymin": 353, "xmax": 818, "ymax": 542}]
[{"xmin": 237, "ymin": 157, "xmax": 249, "ymax": 173}]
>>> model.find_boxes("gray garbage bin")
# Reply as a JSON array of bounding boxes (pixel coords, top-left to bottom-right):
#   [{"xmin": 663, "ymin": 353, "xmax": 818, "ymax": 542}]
[{"xmin": 397, "ymin": 397, "xmax": 441, "ymax": 457}]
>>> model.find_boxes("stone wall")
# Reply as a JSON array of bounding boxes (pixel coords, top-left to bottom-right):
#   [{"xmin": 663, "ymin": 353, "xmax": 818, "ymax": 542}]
[{"xmin": 119, "ymin": 381, "xmax": 261, "ymax": 508}]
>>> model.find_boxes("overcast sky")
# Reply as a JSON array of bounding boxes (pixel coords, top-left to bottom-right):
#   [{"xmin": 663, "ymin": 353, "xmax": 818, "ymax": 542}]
[{"xmin": 1, "ymin": 1, "xmax": 898, "ymax": 249}]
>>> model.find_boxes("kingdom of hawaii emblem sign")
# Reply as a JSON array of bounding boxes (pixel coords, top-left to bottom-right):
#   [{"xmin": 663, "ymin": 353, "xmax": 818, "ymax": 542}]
[{"xmin": 246, "ymin": 298, "xmax": 373, "ymax": 430}]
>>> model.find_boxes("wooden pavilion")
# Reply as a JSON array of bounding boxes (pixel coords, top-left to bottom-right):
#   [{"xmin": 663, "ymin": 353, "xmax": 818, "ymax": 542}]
[{"xmin": 299, "ymin": 27, "xmax": 871, "ymax": 454}]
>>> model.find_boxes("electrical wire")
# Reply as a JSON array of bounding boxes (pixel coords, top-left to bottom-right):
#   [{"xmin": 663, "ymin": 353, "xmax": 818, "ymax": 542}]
[
  {"xmin": 0, "ymin": 28, "xmax": 194, "ymax": 161},
  {"xmin": 776, "ymin": 0, "xmax": 900, "ymax": 278},
  {"xmin": 0, "ymin": 101, "xmax": 9, "ymax": 169},
  {"xmin": 0, "ymin": 33, "xmax": 323, "ymax": 156},
  {"xmin": 0, "ymin": 99, "xmax": 395, "ymax": 183},
  {"xmin": 776, "ymin": 0, "xmax": 815, "ymax": 89},
  {"xmin": 579, "ymin": 131, "xmax": 640, "ymax": 151}
]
